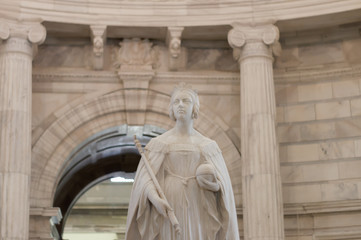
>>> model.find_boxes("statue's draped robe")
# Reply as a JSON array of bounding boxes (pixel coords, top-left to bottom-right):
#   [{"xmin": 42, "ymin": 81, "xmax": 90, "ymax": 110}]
[{"xmin": 125, "ymin": 136, "xmax": 239, "ymax": 240}]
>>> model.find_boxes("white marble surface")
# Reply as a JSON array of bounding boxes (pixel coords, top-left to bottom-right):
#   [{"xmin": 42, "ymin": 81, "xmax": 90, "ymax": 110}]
[{"xmin": 126, "ymin": 84, "xmax": 239, "ymax": 239}]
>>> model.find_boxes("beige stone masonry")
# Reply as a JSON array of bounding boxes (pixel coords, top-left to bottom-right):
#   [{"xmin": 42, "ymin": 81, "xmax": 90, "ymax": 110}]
[
  {"xmin": 339, "ymin": 160, "xmax": 361, "ymax": 179},
  {"xmin": 278, "ymin": 118, "xmax": 361, "ymax": 143},
  {"xmin": 284, "ymin": 181, "xmax": 360, "ymax": 204},
  {"xmin": 277, "ymin": 107, "xmax": 285, "ymax": 123},
  {"xmin": 281, "ymin": 162, "xmax": 340, "ymax": 184},
  {"xmin": 284, "ymin": 104, "xmax": 316, "ymax": 123},
  {"xmin": 283, "ymin": 184, "xmax": 322, "ymax": 203},
  {"xmin": 354, "ymin": 139, "xmax": 361, "ymax": 156},
  {"xmin": 332, "ymin": 79, "xmax": 360, "ymax": 98},
  {"xmin": 319, "ymin": 140, "xmax": 355, "ymax": 160},
  {"xmin": 315, "ymin": 100, "xmax": 351, "ymax": 120},
  {"xmin": 280, "ymin": 143, "xmax": 319, "ymax": 163},
  {"xmin": 276, "ymin": 85, "xmax": 299, "ymax": 104},
  {"xmin": 350, "ymin": 98, "xmax": 361, "ymax": 116},
  {"xmin": 298, "ymin": 42, "xmax": 345, "ymax": 67},
  {"xmin": 298, "ymin": 82, "xmax": 333, "ymax": 102}
]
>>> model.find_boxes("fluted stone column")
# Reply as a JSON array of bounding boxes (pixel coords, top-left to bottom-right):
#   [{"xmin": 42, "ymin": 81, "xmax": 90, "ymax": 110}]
[
  {"xmin": 0, "ymin": 20, "xmax": 46, "ymax": 240},
  {"xmin": 228, "ymin": 23, "xmax": 284, "ymax": 240}
]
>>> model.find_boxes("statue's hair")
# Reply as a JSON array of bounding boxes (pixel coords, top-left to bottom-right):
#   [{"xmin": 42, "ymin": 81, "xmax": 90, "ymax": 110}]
[{"xmin": 169, "ymin": 82, "xmax": 200, "ymax": 121}]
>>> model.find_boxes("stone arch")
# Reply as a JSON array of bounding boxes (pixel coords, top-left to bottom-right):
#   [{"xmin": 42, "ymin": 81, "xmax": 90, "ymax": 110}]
[{"xmin": 31, "ymin": 87, "xmax": 242, "ymax": 209}]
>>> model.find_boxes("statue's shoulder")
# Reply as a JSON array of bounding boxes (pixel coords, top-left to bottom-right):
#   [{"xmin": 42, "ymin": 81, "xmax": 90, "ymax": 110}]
[
  {"xmin": 195, "ymin": 132, "xmax": 222, "ymax": 156},
  {"xmin": 144, "ymin": 132, "xmax": 170, "ymax": 153}
]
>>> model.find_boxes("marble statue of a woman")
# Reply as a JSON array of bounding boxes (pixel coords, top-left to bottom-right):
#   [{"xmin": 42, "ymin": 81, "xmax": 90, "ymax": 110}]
[{"xmin": 125, "ymin": 84, "xmax": 239, "ymax": 240}]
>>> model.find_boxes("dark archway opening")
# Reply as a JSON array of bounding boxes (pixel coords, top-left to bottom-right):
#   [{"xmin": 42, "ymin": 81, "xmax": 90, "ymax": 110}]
[{"xmin": 53, "ymin": 125, "xmax": 165, "ymax": 239}]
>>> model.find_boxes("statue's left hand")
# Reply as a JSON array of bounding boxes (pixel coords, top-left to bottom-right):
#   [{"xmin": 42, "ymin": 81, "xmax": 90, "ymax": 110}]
[{"xmin": 196, "ymin": 164, "xmax": 220, "ymax": 192}]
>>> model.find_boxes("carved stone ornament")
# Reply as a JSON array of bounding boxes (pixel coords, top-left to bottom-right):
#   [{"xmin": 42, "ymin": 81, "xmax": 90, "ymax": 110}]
[
  {"xmin": 90, "ymin": 25, "xmax": 107, "ymax": 70},
  {"xmin": 0, "ymin": 19, "xmax": 46, "ymax": 57},
  {"xmin": 166, "ymin": 27, "xmax": 184, "ymax": 58},
  {"xmin": 113, "ymin": 38, "xmax": 159, "ymax": 71},
  {"xmin": 0, "ymin": 19, "xmax": 46, "ymax": 44},
  {"xmin": 90, "ymin": 25, "xmax": 106, "ymax": 57},
  {"xmin": 228, "ymin": 23, "xmax": 281, "ymax": 61}
]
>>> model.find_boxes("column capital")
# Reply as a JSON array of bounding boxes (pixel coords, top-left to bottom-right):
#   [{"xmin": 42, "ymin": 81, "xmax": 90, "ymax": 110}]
[
  {"xmin": 228, "ymin": 23, "xmax": 281, "ymax": 61},
  {"xmin": 0, "ymin": 19, "xmax": 46, "ymax": 44}
]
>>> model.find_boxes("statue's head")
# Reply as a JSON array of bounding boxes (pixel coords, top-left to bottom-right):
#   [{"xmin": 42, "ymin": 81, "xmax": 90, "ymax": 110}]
[{"xmin": 169, "ymin": 83, "xmax": 200, "ymax": 121}]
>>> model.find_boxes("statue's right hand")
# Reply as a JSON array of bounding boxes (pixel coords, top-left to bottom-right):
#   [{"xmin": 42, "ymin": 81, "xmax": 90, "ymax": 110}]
[{"xmin": 147, "ymin": 189, "xmax": 171, "ymax": 217}]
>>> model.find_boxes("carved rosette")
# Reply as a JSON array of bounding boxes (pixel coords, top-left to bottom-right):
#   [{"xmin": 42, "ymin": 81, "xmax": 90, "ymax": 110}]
[
  {"xmin": 0, "ymin": 20, "xmax": 46, "ymax": 57},
  {"xmin": 228, "ymin": 23, "xmax": 281, "ymax": 62}
]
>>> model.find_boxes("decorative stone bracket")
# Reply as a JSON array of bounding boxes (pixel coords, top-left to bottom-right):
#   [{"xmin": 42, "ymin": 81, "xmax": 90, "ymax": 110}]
[
  {"xmin": 90, "ymin": 25, "xmax": 107, "ymax": 70},
  {"xmin": 166, "ymin": 26, "xmax": 184, "ymax": 71}
]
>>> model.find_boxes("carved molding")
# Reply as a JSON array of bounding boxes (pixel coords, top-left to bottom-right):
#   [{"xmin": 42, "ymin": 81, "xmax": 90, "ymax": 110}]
[
  {"xmin": 90, "ymin": 25, "xmax": 107, "ymax": 70},
  {"xmin": 235, "ymin": 199, "xmax": 361, "ymax": 217},
  {"xmin": 314, "ymin": 229, "xmax": 361, "ymax": 240},
  {"xmin": 228, "ymin": 23, "xmax": 281, "ymax": 62},
  {"xmin": 8, "ymin": 0, "xmax": 361, "ymax": 29},
  {"xmin": 284, "ymin": 199, "xmax": 361, "ymax": 215},
  {"xmin": 117, "ymin": 71, "xmax": 155, "ymax": 87},
  {"xmin": 32, "ymin": 63, "xmax": 361, "ymax": 86}
]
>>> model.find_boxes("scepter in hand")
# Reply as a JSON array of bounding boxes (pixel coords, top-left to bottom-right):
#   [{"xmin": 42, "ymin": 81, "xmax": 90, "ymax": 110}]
[{"xmin": 133, "ymin": 136, "xmax": 181, "ymax": 235}]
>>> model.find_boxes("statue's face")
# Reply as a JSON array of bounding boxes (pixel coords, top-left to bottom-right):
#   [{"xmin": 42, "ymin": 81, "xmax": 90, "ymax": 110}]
[{"xmin": 172, "ymin": 91, "xmax": 194, "ymax": 121}]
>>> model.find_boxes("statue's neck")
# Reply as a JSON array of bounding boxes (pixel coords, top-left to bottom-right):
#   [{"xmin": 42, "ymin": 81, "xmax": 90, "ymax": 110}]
[{"xmin": 175, "ymin": 119, "xmax": 194, "ymax": 136}]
